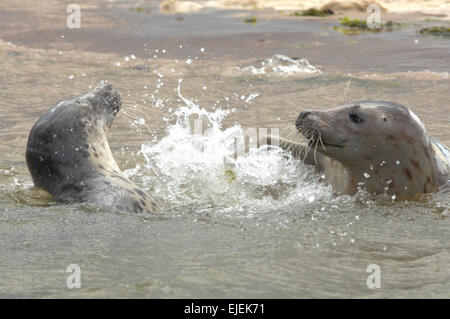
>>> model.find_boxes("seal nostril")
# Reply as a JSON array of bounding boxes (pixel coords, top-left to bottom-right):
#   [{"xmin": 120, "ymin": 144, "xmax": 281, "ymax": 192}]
[
  {"xmin": 299, "ymin": 111, "xmax": 311, "ymax": 120},
  {"xmin": 296, "ymin": 111, "xmax": 311, "ymax": 128}
]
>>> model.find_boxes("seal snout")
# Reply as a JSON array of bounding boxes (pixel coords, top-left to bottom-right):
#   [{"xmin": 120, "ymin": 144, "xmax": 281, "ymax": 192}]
[
  {"xmin": 92, "ymin": 83, "xmax": 121, "ymax": 116},
  {"xmin": 295, "ymin": 110, "xmax": 317, "ymax": 130},
  {"xmin": 295, "ymin": 110, "xmax": 344, "ymax": 149},
  {"xmin": 295, "ymin": 110, "xmax": 320, "ymax": 142},
  {"xmin": 299, "ymin": 111, "xmax": 311, "ymax": 120}
]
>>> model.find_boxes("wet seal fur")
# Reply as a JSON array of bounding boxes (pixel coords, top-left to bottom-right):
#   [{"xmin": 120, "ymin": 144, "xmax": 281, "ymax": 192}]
[
  {"xmin": 26, "ymin": 84, "xmax": 156, "ymax": 213},
  {"xmin": 267, "ymin": 101, "xmax": 449, "ymax": 197}
]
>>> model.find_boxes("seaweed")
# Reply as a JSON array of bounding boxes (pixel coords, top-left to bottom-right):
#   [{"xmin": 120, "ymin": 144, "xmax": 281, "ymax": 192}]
[
  {"xmin": 291, "ymin": 8, "xmax": 334, "ymax": 17},
  {"xmin": 244, "ymin": 17, "xmax": 258, "ymax": 25},
  {"xmin": 130, "ymin": 7, "xmax": 150, "ymax": 13},
  {"xmin": 340, "ymin": 17, "xmax": 369, "ymax": 29},
  {"xmin": 225, "ymin": 169, "xmax": 236, "ymax": 182},
  {"xmin": 419, "ymin": 26, "xmax": 450, "ymax": 37},
  {"xmin": 336, "ymin": 17, "xmax": 400, "ymax": 34}
]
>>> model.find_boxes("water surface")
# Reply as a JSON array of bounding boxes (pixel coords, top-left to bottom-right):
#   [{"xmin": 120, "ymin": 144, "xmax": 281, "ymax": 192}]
[{"xmin": 0, "ymin": 0, "xmax": 449, "ymax": 298}]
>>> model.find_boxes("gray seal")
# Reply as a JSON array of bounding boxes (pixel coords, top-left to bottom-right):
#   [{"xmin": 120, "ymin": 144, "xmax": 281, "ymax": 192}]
[
  {"xmin": 26, "ymin": 84, "xmax": 156, "ymax": 213},
  {"xmin": 267, "ymin": 101, "xmax": 449, "ymax": 197}
]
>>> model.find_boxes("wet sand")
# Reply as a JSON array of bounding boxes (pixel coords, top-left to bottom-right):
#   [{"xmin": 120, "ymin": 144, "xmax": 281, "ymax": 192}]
[
  {"xmin": 0, "ymin": 0, "xmax": 448, "ymax": 159},
  {"xmin": 1, "ymin": 0, "xmax": 449, "ymax": 72}
]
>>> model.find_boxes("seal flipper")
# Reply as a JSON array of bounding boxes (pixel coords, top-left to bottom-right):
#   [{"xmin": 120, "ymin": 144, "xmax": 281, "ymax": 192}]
[{"xmin": 26, "ymin": 84, "xmax": 155, "ymax": 213}]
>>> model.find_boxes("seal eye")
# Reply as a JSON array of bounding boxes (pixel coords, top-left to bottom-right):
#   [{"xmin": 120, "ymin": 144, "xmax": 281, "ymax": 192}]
[{"xmin": 349, "ymin": 113, "xmax": 363, "ymax": 124}]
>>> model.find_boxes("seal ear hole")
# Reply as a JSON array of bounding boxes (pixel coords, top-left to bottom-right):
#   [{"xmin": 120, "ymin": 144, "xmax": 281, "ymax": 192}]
[
  {"xmin": 349, "ymin": 113, "xmax": 363, "ymax": 124},
  {"xmin": 382, "ymin": 117, "xmax": 388, "ymax": 122}
]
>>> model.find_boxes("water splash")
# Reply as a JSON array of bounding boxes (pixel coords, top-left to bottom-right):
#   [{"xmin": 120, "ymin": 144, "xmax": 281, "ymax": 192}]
[
  {"xmin": 241, "ymin": 54, "xmax": 322, "ymax": 76},
  {"xmin": 135, "ymin": 80, "xmax": 333, "ymax": 216}
]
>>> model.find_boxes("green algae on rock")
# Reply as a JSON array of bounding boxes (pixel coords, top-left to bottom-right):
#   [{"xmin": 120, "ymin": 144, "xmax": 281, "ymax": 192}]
[
  {"xmin": 419, "ymin": 26, "xmax": 450, "ymax": 37},
  {"xmin": 339, "ymin": 17, "xmax": 369, "ymax": 29},
  {"xmin": 335, "ymin": 17, "xmax": 399, "ymax": 34},
  {"xmin": 130, "ymin": 6, "xmax": 150, "ymax": 13},
  {"xmin": 243, "ymin": 16, "xmax": 258, "ymax": 25},
  {"xmin": 291, "ymin": 8, "xmax": 334, "ymax": 17}
]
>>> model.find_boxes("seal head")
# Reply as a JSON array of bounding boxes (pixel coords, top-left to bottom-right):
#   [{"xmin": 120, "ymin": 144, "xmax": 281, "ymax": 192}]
[
  {"xmin": 26, "ymin": 84, "xmax": 155, "ymax": 213},
  {"xmin": 295, "ymin": 101, "xmax": 449, "ymax": 197}
]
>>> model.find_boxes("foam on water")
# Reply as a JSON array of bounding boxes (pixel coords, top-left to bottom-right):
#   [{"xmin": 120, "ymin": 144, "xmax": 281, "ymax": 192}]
[
  {"xmin": 134, "ymin": 80, "xmax": 334, "ymax": 216},
  {"xmin": 241, "ymin": 55, "xmax": 322, "ymax": 76}
]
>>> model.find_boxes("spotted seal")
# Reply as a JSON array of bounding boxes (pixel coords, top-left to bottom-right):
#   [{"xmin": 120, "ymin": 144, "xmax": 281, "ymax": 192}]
[
  {"xmin": 26, "ymin": 84, "xmax": 156, "ymax": 213},
  {"xmin": 269, "ymin": 101, "xmax": 449, "ymax": 197}
]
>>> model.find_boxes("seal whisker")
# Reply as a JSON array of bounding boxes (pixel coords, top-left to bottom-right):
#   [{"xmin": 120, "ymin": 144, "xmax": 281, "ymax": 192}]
[
  {"xmin": 120, "ymin": 108, "xmax": 153, "ymax": 133},
  {"xmin": 319, "ymin": 131, "xmax": 327, "ymax": 151},
  {"xmin": 280, "ymin": 126, "xmax": 299, "ymax": 143},
  {"xmin": 313, "ymin": 134, "xmax": 320, "ymax": 166},
  {"xmin": 342, "ymin": 78, "xmax": 352, "ymax": 103},
  {"xmin": 302, "ymin": 135, "xmax": 314, "ymax": 164},
  {"xmin": 280, "ymin": 125, "xmax": 296, "ymax": 135}
]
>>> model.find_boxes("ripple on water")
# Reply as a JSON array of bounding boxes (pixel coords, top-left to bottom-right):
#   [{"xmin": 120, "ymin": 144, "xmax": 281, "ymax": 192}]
[{"xmin": 0, "ymin": 43, "xmax": 449, "ymax": 297}]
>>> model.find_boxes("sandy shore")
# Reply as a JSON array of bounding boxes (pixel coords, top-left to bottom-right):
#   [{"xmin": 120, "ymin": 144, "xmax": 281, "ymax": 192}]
[
  {"xmin": 159, "ymin": 0, "xmax": 450, "ymax": 17},
  {"xmin": 1, "ymin": 0, "xmax": 449, "ymax": 73}
]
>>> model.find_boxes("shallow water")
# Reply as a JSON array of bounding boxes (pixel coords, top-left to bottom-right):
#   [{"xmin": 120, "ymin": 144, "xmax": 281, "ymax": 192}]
[{"xmin": 0, "ymin": 0, "xmax": 449, "ymax": 298}]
